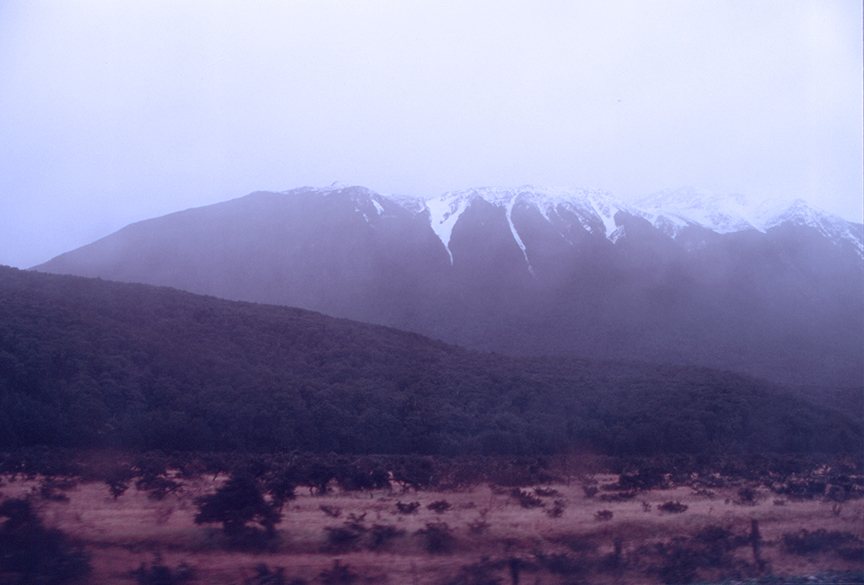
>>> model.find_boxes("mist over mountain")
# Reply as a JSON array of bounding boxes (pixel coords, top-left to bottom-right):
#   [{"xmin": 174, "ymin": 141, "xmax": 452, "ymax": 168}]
[{"xmin": 34, "ymin": 184, "xmax": 864, "ymax": 387}]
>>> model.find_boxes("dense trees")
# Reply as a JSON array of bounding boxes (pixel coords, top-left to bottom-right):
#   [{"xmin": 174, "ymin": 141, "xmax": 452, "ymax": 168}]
[{"xmin": 0, "ymin": 266, "xmax": 860, "ymax": 457}]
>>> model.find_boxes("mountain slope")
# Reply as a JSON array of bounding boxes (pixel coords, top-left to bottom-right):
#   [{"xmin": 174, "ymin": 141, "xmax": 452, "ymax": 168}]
[
  {"xmin": 34, "ymin": 184, "xmax": 864, "ymax": 386},
  {"xmin": 1, "ymin": 265, "xmax": 860, "ymax": 455}
]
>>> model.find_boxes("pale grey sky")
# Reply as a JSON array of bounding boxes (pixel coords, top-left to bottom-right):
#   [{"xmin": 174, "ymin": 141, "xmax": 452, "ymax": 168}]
[{"xmin": 1, "ymin": 0, "xmax": 861, "ymax": 269}]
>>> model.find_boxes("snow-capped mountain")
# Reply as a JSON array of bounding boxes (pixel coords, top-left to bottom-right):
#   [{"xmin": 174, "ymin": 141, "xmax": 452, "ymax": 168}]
[
  {"xmin": 634, "ymin": 186, "xmax": 863, "ymax": 257},
  {"xmin": 33, "ymin": 183, "xmax": 864, "ymax": 387}
]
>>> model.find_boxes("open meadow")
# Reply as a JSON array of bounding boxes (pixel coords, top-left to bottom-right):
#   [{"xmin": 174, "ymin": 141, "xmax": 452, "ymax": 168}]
[{"xmin": 1, "ymin": 456, "xmax": 862, "ymax": 585}]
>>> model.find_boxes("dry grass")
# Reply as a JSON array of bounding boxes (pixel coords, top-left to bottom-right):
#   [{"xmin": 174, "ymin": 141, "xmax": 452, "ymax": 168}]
[{"xmin": 1, "ymin": 472, "xmax": 862, "ymax": 584}]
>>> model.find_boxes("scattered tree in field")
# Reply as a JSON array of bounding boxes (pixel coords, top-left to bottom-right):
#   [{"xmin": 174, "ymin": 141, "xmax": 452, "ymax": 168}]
[{"xmin": 194, "ymin": 474, "xmax": 281, "ymax": 547}]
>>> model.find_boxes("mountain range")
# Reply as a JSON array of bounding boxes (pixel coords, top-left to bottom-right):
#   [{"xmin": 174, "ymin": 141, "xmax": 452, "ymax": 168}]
[{"xmin": 34, "ymin": 184, "xmax": 864, "ymax": 387}]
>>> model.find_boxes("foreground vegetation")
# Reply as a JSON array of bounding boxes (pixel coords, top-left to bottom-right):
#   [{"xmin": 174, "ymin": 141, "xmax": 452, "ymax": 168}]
[
  {"xmin": 0, "ymin": 451, "xmax": 861, "ymax": 584},
  {"xmin": 1, "ymin": 266, "xmax": 860, "ymax": 456}
]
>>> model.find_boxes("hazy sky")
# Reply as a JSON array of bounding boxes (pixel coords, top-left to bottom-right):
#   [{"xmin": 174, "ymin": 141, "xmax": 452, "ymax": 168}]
[{"xmin": 1, "ymin": 1, "xmax": 861, "ymax": 269}]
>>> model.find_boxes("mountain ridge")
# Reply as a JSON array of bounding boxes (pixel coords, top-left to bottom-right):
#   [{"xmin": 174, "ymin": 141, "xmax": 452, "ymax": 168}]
[{"xmin": 34, "ymin": 184, "xmax": 864, "ymax": 387}]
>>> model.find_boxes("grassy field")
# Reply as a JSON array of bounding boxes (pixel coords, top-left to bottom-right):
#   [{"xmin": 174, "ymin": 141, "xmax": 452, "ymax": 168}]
[{"xmin": 1, "ymin": 467, "xmax": 862, "ymax": 585}]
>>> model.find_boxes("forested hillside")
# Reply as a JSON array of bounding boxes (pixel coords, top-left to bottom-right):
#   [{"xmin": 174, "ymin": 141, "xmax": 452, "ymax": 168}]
[{"xmin": 1, "ymin": 266, "xmax": 859, "ymax": 455}]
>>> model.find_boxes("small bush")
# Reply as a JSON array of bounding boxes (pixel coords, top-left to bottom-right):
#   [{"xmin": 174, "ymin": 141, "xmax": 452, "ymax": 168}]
[
  {"xmin": 534, "ymin": 487, "xmax": 560, "ymax": 497},
  {"xmin": 319, "ymin": 505, "xmax": 341, "ymax": 518},
  {"xmin": 396, "ymin": 501, "xmax": 420, "ymax": 514},
  {"xmin": 324, "ymin": 523, "xmax": 366, "ymax": 552},
  {"xmin": 427, "ymin": 500, "xmax": 451, "ymax": 514},
  {"xmin": 547, "ymin": 499, "xmax": 566, "ymax": 518},
  {"xmin": 595, "ymin": 510, "xmax": 613, "ymax": 521},
  {"xmin": 658, "ymin": 501, "xmax": 688, "ymax": 514},
  {"xmin": 511, "ymin": 488, "xmax": 544, "ymax": 509},
  {"xmin": 599, "ymin": 491, "xmax": 636, "ymax": 502}
]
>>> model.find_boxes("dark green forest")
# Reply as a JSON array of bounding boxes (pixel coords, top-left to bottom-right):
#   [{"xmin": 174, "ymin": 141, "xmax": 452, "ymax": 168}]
[{"xmin": 0, "ymin": 266, "xmax": 860, "ymax": 456}]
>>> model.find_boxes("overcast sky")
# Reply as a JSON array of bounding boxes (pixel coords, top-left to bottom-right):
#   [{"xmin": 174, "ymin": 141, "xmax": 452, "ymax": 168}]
[{"xmin": 1, "ymin": 1, "xmax": 861, "ymax": 269}]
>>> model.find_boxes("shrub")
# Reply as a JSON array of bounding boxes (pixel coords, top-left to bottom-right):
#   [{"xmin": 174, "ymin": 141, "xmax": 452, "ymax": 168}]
[
  {"xmin": 510, "ymin": 488, "xmax": 544, "ymax": 509},
  {"xmin": 427, "ymin": 500, "xmax": 452, "ymax": 514},
  {"xmin": 534, "ymin": 487, "xmax": 560, "ymax": 497},
  {"xmin": 324, "ymin": 523, "xmax": 366, "ymax": 552},
  {"xmin": 319, "ymin": 505, "xmax": 341, "ymax": 518},
  {"xmin": 658, "ymin": 501, "xmax": 688, "ymax": 514},
  {"xmin": 0, "ymin": 498, "xmax": 91, "ymax": 584},
  {"xmin": 547, "ymin": 499, "xmax": 566, "ymax": 518},
  {"xmin": 595, "ymin": 510, "xmax": 613, "ymax": 521},
  {"xmin": 396, "ymin": 501, "xmax": 420, "ymax": 514}
]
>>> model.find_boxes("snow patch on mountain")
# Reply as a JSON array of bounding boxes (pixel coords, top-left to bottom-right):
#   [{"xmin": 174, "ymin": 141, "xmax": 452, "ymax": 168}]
[
  {"xmin": 425, "ymin": 191, "xmax": 473, "ymax": 264},
  {"xmin": 636, "ymin": 187, "xmax": 763, "ymax": 235},
  {"xmin": 637, "ymin": 187, "xmax": 863, "ymax": 257},
  {"xmin": 300, "ymin": 183, "xmax": 863, "ymax": 261},
  {"xmin": 420, "ymin": 186, "xmax": 635, "ymax": 266}
]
